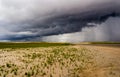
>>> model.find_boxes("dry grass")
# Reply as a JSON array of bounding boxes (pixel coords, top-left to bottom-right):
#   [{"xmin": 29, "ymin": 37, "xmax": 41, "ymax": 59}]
[
  {"xmin": 0, "ymin": 46, "xmax": 95, "ymax": 77},
  {"xmin": 0, "ymin": 45, "xmax": 120, "ymax": 77}
]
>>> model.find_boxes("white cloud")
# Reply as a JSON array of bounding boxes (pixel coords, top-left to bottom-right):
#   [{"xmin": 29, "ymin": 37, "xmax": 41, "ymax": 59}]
[{"xmin": 0, "ymin": 0, "xmax": 113, "ymax": 23}]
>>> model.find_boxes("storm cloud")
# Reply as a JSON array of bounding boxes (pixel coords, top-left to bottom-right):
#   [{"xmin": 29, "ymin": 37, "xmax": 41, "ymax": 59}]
[
  {"xmin": 40, "ymin": 17, "xmax": 120, "ymax": 43},
  {"xmin": 0, "ymin": 0, "xmax": 120, "ymax": 42}
]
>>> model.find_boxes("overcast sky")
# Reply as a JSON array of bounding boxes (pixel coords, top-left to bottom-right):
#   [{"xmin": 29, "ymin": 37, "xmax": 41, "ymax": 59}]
[{"xmin": 0, "ymin": 0, "xmax": 120, "ymax": 42}]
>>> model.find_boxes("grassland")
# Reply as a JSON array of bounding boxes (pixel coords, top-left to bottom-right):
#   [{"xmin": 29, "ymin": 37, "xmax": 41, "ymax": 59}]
[
  {"xmin": 0, "ymin": 42, "xmax": 71, "ymax": 49},
  {"xmin": 0, "ymin": 42, "xmax": 119, "ymax": 77},
  {"xmin": 90, "ymin": 42, "xmax": 120, "ymax": 44}
]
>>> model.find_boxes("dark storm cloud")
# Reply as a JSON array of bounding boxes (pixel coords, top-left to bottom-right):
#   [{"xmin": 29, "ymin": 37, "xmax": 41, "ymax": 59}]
[
  {"xmin": 41, "ymin": 17, "xmax": 120, "ymax": 43},
  {"xmin": 13, "ymin": 11, "xmax": 120, "ymax": 41},
  {"xmin": 0, "ymin": 0, "xmax": 120, "ymax": 42}
]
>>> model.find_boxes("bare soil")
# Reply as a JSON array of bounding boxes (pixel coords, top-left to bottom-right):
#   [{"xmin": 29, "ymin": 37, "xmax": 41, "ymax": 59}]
[{"xmin": 77, "ymin": 45, "xmax": 120, "ymax": 77}]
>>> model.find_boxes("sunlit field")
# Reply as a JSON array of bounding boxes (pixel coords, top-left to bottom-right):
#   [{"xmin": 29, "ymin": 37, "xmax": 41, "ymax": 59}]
[{"xmin": 0, "ymin": 42, "xmax": 120, "ymax": 77}]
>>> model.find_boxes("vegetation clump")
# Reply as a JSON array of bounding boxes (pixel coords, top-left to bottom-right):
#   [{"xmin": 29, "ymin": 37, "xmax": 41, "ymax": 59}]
[{"xmin": 0, "ymin": 43, "xmax": 95, "ymax": 77}]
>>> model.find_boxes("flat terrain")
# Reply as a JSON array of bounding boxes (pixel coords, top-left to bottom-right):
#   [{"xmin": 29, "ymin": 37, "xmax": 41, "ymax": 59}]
[
  {"xmin": 0, "ymin": 42, "xmax": 71, "ymax": 49},
  {"xmin": 0, "ymin": 43, "xmax": 119, "ymax": 77},
  {"xmin": 76, "ymin": 45, "xmax": 120, "ymax": 77}
]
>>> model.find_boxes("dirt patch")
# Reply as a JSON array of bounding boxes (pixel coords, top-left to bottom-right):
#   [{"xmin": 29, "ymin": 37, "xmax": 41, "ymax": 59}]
[{"xmin": 78, "ymin": 45, "xmax": 120, "ymax": 77}]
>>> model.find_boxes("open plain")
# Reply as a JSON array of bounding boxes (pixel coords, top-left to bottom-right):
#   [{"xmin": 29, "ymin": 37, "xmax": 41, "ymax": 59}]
[{"xmin": 0, "ymin": 43, "xmax": 119, "ymax": 77}]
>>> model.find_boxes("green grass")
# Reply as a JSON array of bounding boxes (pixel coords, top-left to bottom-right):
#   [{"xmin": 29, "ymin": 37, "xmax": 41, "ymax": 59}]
[
  {"xmin": 0, "ymin": 42, "xmax": 72, "ymax": 49},
  {"xmin": 90, "ymin": 42, "xmax": 120, "ymax": 44}
]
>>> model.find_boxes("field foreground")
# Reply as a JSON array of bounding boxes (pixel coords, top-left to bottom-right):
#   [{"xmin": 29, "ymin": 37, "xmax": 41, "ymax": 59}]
[{"xmin": 0, "ymin": 44, "xmax": 120, "ymax": 77}]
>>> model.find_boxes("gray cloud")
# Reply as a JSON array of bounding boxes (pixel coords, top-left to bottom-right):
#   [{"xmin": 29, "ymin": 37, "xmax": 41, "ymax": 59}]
[
  {"xmin": 0, "ymin": 0, "xmax": 113, "ymax": 20},
  {"xmin": 40, "ymin": 17, "xmax": 120, "ymax": 43},
  {"xmin": 0, "ymin": 0, "xmax": 120, "ymax": 42}
]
